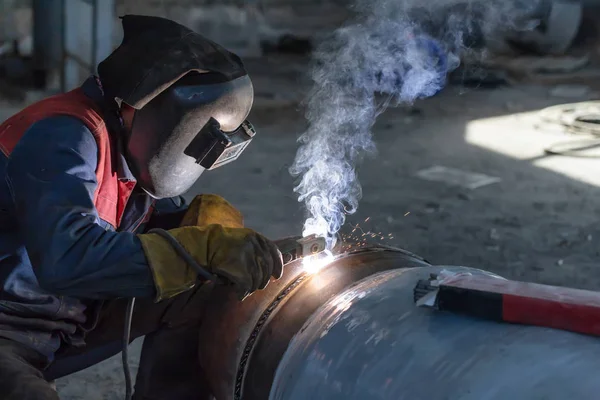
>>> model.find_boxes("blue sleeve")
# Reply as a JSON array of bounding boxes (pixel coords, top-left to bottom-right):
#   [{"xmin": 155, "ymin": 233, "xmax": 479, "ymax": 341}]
[
  {"xmin": 5, "ymin": 116, "xmax": 156, "ymax": 299},
  {"xmin": 143, "ymin": 196, "xmax": 189, "ymax": 232}
]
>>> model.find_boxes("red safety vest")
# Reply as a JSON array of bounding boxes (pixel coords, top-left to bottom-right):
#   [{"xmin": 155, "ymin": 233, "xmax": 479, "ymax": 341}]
[{"xmin": 0, "ymin": 88, "xmax": 137, "ymax": 229}]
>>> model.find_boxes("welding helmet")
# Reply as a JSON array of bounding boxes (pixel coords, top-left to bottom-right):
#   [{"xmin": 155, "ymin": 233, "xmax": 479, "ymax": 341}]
[{"xmin": 98, "ymin": 15, "xmax": 254, "ymax": 198}]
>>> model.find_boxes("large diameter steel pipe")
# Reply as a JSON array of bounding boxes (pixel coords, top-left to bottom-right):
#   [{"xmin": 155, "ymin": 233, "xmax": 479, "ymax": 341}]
[{"xmin": 198, "ymin": 246, "xmax": 600, "ymax": 400}]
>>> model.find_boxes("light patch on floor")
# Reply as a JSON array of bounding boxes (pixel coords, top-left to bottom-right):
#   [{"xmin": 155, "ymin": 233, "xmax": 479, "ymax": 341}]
[
  {"xmin": 465, "ymin": 111, "xmax": 600, "ymax": 187},
  {"xmin": 532, "ymin": 156, "xmax": 600, "ymax": 188},
  {"xmin": 415, "ymin": 165, "xmax": 501, "ymax": 189}
]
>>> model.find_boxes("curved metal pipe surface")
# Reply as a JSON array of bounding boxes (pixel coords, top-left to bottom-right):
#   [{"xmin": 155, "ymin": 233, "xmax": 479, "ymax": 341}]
[
  {"xmin": 198, "ymin": 246, "xmax": 600, "ymax": 400},
  {"xmin": 271, "ymin": 266, "xmax": 600, "ymax": 400},
  {"xmin": 197, "ymin": 246, "xmax": 429, "ymax": 400}
]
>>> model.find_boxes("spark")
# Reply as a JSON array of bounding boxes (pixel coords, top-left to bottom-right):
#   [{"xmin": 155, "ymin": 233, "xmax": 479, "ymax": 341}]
[
  {"xmin": 303, "ymin": 249, "xmax": 335, "ymax": 274},
  {"xmin": 352, "ymin": 223, "xmax": 367, "ymax": 235}
]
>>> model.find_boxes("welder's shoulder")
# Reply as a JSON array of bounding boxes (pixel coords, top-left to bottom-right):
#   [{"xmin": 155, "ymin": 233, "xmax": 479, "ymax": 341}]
[{"xmin": 16, "ymin": 116, "xmax": 98, "ymax": 167}]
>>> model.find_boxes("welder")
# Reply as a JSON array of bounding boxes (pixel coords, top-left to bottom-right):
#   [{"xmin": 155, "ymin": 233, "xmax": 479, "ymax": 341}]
[{"xmin": 0, "ymin": 15, "xmax": 284, "ymax": 400}]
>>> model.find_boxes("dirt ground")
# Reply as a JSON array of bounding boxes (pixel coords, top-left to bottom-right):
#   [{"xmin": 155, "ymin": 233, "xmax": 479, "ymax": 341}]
[{"xmin": 2, "ymin": 53, "xmax": 600, "ymax": 398}]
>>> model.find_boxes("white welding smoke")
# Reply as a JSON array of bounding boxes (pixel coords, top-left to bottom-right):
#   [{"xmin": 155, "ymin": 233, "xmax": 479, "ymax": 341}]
[{"xmin": 290, "ymin": 0, "xmax": 541, "ymax": 249}]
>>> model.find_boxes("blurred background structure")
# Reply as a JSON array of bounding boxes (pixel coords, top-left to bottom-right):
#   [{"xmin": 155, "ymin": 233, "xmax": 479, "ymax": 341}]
[
  {"xmin": 0, "ymin": 0, "xmax": 352, "ymax": 94},
  {"xmin": 2, "ymin": 1, "xmax": 600, "ymax": 399},
  {"xmin": 1, "ymin": 0, "xmax": 598, "ymax": 96}
]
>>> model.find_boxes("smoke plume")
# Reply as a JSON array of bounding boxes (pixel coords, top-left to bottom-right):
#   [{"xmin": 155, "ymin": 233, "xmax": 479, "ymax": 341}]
[{"xmin": 290, "ymin": 0, "xmax": 541, "ymax": 249}]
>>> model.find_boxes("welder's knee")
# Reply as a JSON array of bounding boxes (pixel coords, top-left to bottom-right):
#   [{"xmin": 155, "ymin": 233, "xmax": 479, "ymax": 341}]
[
  {"xmin": 0, "ymin": 339, "xmax": 59, "ymax": 400},
  {"xmin": 133, "ymin": 325, "xmax": 213, "ymax": 400}
]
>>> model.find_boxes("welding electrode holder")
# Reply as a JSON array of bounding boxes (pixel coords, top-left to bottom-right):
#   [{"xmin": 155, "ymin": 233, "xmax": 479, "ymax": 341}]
[{"xmin": 274, "ymin": 234, "xmax": 326, "ymax": 264}]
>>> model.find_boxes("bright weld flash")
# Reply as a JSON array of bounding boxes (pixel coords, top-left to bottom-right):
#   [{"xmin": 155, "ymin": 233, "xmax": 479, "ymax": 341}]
[{"xmin": 303, "ymin": 250, "xmax": 335, "ymax": 274}]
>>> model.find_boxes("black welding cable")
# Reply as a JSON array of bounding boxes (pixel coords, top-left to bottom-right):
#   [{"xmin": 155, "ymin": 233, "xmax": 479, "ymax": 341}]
[
  {"xmin": 121, "ymin": 229, "xmax": 218, "ymax": 400},
  {"xmin": 123, "ymin": 297, "xmax": 135, "ymax": 400},
  {"xmin": 147, "ymin": 228, "xmax": 217, "ymax": 281}
]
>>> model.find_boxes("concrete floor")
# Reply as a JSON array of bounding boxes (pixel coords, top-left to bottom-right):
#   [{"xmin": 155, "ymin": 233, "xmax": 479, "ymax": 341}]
[{"xmin": 2, "ymin": 54, "xmax": 600, "ymax": 398}]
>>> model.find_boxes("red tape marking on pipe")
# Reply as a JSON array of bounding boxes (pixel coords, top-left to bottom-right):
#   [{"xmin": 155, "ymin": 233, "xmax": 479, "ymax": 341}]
[{"xmin": 440, "ymin": 274, "xmax": 600, "ymax": 337}]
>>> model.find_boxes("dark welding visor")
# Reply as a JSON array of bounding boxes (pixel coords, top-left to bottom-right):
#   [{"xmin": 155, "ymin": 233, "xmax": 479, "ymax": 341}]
[
  {"xmin": 184, "ymin": 117, "xmax": 255, "ymax": 170},
  {"xmin": 126, "ymin": 72, "xmax": 254, "ymax": 199}
]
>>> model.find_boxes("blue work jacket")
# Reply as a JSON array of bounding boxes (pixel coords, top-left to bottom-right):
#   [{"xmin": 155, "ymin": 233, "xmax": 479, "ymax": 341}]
[{"xmin": 0, "ymin": 77, "xmax": 187, "ymax": 359}]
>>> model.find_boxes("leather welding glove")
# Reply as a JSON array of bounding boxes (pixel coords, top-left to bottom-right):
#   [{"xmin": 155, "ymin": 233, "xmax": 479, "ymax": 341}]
[
  {"xmin": 179, "ymin": 194, "xmax": 245, "ymax": 229},
  {"xmin": 138, "ymin": 195, "xmax": 284, "ymax": 302}
]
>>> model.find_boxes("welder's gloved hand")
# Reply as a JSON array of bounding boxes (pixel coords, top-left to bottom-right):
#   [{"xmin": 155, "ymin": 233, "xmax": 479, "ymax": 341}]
[
  {"xmin": 138, "ymin": 225, "xmax": 284, "ymax": 302},
  {"xmin": 179, "ymin": 194, "xmax": 244, "ymax": 229}
]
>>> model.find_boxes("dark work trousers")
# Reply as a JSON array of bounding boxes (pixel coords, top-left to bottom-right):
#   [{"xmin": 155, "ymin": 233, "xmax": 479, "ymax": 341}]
[{"xmin": 0, "ymin": 282, "xmax": 215, "ymax": 400}]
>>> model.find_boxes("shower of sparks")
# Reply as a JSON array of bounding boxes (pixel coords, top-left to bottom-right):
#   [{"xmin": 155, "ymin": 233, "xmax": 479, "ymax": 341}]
[
  {"xmin": 339, "ymin": 219, "xmax": 397, "ymax": 253},
  {"xmin": 303, "ymin": 250, "xmax": 335, "ymax": 274},
  {"xmin": 301, "ymin": 216, "xmax": 404, "ymax": 272}
]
